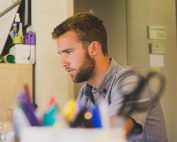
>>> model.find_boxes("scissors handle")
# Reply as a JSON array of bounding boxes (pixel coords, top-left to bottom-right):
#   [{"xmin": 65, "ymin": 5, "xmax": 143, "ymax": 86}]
[
  {"xmin": 118, "ymin": 71, "xmax": 165, "ymax": 117},
  {"xmin": 144, "ymin": 71, "xmax": 165, "ymax": 102}
]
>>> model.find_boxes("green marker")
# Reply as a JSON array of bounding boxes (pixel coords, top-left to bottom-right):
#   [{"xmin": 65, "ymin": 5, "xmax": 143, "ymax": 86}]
[{"xmin": 2, "ymin": 54, "xmax": 15, "ymax": 63}]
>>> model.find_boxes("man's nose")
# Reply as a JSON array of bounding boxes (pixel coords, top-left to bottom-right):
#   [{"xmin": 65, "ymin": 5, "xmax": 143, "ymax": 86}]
[{"xmin": 60, "ymin": 55, "xmax": 69, "ymax": 67}]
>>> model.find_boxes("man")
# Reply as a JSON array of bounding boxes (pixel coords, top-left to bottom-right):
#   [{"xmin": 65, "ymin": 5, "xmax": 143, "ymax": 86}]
[{"xmin": 52, "ymin": 12, "xmax": 167, "ymax": 142}]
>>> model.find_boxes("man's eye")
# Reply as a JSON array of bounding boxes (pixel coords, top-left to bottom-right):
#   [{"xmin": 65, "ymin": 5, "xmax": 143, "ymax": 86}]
[{"xmin": 65, "ymin": 50, "xmax": 72, "ymax": 54}]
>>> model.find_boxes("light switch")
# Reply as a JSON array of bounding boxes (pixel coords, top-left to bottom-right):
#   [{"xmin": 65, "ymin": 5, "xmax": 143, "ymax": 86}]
[
  {"xmin": 149, "ymin": 43, "xmax": 165, "ymax": 54},
  {"xmin": 147, "ymin": 26, "xmax": 166, "ymax": 40}
]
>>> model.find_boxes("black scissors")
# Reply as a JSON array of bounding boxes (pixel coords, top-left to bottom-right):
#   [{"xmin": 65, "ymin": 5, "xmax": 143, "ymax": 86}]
[{"xmin": 117, "ymin": 70, "xmax": 166, "ymax": 117}]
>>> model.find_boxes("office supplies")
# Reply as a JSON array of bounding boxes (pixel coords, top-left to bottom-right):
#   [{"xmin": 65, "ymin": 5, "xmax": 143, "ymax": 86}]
[
  {"xmin": 70, "ymin": 106, "xmax": 93, "ymax": 128},
  {"xmin": 91, "ymin": 105, "xmax": 102, "ymax": 128},
  {"xmin": 17, "ymin": 85, "xmax": 41, "ymax": 126},
  {"xmin": 62, "ymin": 99, "xmax": 79, "ymax": 123},
  {"xmin": 13, "ymin": 13, "xmax": 23, "ymax": 44},
  {"xmin": 10, "ymin": 44, "xmax": 35, "ymax": 64},
  {"xmin": 46, "ymin": 96, "xmax": 56, "ymax": 110},
  {"xmin": 53, "ymin": 111, "xmax": 69, "ymax": 128},
  {"xmin": 2, "ymin": 54, "xmax": 15, "ymax": 63},
  {"xmin": 13, "ymin": 105, "xmax": 30, "ymax": 140},
  {"xmin": 24, "ymin": 32, "xmax": 36, "ymax": 45},
  {"xmin": 42, "ymin": 96, "xmax": 59, "ymax": 126},
  {"xmin": 20, "ymin": 127, "xmax": 127, "ymax": 142},
  {"xmin": 42, "ymin": 103, "xmax": 58, "ymax": 126}
]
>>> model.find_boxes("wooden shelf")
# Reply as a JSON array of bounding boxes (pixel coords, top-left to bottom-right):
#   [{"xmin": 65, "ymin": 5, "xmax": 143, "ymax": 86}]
[
  {"xmin": 0, "ymin": 63, "xmax": 32, "ymax": 69},
  {"xmin": 0, "ymin": 63, "xmax": 33, "ymax": 117}
]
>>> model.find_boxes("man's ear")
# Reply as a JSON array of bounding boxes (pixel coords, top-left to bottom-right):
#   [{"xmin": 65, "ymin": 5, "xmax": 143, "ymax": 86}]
[{"xmin": 88, "ymin": 41, "xmax": 101, "ymax": 57}]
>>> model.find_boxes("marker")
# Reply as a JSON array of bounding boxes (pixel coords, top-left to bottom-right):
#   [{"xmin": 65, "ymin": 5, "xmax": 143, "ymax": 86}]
[
  {"xmin": 70, "ymin": 106, "xmax": 93, "ymax": 128},
  {"xmin": 62, "ymin": 99, "xmax": 78, "ymax": 122},
  {"xmin": 42, "ymin": 103, "xmax": 58, "ymax": 126},
  {"xmin": 91, "ymin": 105, "xmax": 102, "ymax": 128},
  {"xmin": 17, "ymin": 86, "xmax": 41, "ymax": 126}
]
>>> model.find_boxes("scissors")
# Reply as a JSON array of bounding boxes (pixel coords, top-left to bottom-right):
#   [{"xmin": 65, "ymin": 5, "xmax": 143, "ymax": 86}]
[{"xmin": 117, "ymin": 70, "xmax": 166, "ymax": 117}]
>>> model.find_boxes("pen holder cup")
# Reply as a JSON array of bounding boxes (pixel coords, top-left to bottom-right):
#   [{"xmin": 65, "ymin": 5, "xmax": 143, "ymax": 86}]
[{"xmin": 20, "ymin": 127, "xmax": 127, "ymax": 142}]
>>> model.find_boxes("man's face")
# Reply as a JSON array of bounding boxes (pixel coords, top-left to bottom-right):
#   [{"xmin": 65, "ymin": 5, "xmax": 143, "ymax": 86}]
[{"xmin": 56, "ymin": 31, "xmax": 95, "ymax": 83}]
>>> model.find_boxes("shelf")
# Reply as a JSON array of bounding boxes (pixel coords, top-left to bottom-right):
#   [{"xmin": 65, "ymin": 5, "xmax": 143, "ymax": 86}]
[
  {"xmin": 0, "ymin": 63, "xmax": 32, "ymax": 69},
  {"xmin": 0, "ymin": 63, "xmax": 33, "ymax": 116}
]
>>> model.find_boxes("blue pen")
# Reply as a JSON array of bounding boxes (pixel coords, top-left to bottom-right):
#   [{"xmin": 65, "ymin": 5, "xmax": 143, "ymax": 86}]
[{"xmin": 91, "ymin": 105, "xmax": 102, "ymax": 128}]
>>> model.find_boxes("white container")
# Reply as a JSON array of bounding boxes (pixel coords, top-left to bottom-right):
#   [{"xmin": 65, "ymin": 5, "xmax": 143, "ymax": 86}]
[
  {"xmin": 20, "ymin": 127, "xmax": 127, "ymax": 142},
  {"xmin": 9, "ymin": 44, "xmax": 35, "ymax": 64}
]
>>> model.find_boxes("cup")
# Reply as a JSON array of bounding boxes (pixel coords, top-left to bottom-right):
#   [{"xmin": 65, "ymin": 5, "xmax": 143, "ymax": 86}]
[{"xmin": 0, "ymin": 109, "xmax": 15, "ymax": 142}]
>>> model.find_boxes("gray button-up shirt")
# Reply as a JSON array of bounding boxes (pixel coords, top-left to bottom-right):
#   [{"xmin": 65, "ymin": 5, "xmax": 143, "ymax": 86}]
[{"xmin": 77, "ymin": 59, "xmax": 168, "ymax": 142}]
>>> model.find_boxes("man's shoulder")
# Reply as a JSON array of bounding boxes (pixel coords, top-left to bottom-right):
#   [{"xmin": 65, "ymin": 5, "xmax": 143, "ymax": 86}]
[{"xmin": 114, "ymin": 65, "xmax": 139, "ymax": 78}]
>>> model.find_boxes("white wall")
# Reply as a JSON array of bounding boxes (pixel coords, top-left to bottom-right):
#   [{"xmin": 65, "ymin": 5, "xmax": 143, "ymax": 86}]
[
  {"xmin": 31, "ymin": 0, "xmax": 74, "ymax": 111},
  {"xmin": 74, "ymin": 0, "xmax": 127, "ymax": 65}
]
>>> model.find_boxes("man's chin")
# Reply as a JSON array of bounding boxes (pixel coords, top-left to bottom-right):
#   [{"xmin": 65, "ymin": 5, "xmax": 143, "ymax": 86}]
[
  {"xmin": 72, "ymin": 77, "xmax": 79, "ymax": 83},
  {"xmin": 70, "ymin": 75, "xmax": 77, "ymax": 83},
  {"xmin": 71, "ymin": 77, "xmax": 82, "ymax": 83}
]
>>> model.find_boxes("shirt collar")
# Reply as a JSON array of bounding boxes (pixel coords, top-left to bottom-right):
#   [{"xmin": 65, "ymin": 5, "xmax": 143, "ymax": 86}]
[{"xmin": 92, "ymin": 58, "xmax": 120, "ymax": 94}]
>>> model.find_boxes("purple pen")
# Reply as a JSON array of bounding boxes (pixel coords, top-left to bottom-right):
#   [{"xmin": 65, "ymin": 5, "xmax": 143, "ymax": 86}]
[{"xmin": 17, "ymin": 86, "xmax": 41, "ymax": 126}]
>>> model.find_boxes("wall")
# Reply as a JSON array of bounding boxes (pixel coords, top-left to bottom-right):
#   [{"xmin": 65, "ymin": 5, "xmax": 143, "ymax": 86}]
[
  {"xmin": 31, "ymin": 0, "xmax": 74, "ymax": 111},
  {"xmin": 74, "ymin": 0, "xmax": 127, "ymax": 65},
  {"xmin": 126, "ymin": 0, "xmax": 177, "ymax": 141}
]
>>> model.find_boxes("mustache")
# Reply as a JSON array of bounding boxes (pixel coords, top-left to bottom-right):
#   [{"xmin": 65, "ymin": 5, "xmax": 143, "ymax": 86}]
[{"xmin": 64, "ymin": 66, "xmax": 74, "ymax": 72}]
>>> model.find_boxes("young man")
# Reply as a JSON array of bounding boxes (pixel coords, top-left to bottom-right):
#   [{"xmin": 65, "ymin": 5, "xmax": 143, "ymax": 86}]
[{"xmin": 52, "ymin": 12, "xmax": 167, "ymax": 142}]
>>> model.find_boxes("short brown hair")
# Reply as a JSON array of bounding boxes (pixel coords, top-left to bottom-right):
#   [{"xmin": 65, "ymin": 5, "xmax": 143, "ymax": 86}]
[{"xmin": 52, "ymin": 12, "xmax": 108, "ymax": 55}]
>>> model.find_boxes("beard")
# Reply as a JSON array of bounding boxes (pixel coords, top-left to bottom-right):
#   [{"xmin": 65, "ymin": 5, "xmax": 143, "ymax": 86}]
[{"xmin": 73, "ymin": 51, "xmax": 95, "ymax": 83}]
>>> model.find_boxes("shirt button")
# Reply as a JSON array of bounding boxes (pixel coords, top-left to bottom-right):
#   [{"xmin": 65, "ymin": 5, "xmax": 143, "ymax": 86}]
[{"xmin": 93, "ymin": 88, "xmax": 97, "ymax": 91}]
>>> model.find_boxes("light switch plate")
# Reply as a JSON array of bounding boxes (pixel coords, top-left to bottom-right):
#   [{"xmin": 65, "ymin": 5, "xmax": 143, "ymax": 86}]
[{"xmin": 149, "ymin": 43, "xmax": 165, "ymax": 54}]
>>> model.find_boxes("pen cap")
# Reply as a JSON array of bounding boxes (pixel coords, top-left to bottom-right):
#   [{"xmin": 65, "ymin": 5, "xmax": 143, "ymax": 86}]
[
  {"xmin": 91, "ymin": 105, "xmax": 102, "ymax": 128},
  {"xmin": 63, "ymin": 99, "xmax": 78, "ymax": 122},
  {"xmin": 24, "ymin": 32, "xmax": 36, "ymax": 45},
  {"xmin": 15, "ymin": 13, "xmax": 20, "ymax": 22},
  {"xmin": 2, "ymin": 54, "xmax": 15, "ymax": 63}
]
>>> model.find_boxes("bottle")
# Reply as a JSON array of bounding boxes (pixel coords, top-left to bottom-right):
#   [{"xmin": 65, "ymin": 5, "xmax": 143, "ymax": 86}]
[{"xmin": 13, "ymin": 13, "xmax": 23, "ymax": 44}]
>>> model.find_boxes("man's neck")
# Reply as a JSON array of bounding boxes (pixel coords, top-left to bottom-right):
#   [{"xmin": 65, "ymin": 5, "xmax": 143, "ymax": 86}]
[{"xmin": 87, "ymin": 56, "xmax": 110, "ymax": 87}]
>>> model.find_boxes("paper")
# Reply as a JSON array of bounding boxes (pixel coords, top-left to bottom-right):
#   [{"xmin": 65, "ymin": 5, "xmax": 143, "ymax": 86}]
[{"xmin": 150, "ymin": 54, "xmax": 164, "ymax": 67}]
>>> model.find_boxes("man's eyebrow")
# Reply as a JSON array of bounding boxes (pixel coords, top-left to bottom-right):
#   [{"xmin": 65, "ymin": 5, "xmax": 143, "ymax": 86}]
[{"xmin": 57, "ymin": 48, "xmax": 73, "ymax": 54}]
